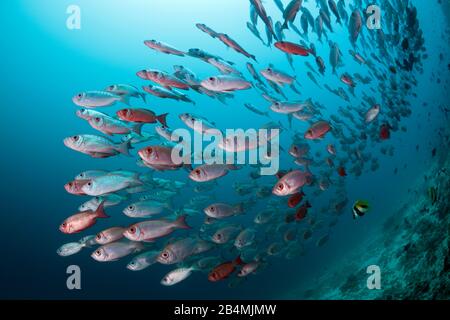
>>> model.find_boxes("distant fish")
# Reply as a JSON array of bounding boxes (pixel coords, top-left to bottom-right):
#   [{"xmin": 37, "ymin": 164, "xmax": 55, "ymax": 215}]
[
  {"xmin": 63, "ymin": 134, "xmax": 131, "ymax": 158},
  {"xmin": 91, "ymin": 240, "xmax": 144, "ymax": 262},
  {"xmin": 217, "ymin": 33, "xmax": 257, "ymax": 61},
  {"xmin": 116, "ymin": 108, "xmax": 168, "ymax": 126},
  {"xmin": 208, "ymin": 256, "xmax": 243, "ymax": 281},
  {"xmin": 365, "ymin": 104, "xmax": 381, "ymax": 123},
  {"xmin": 72, "ymin": 91, "xmax": 128, "ymax": 108},
  {"xmin": 273, "ymin": 170, "xmax": 312, "ymax": 196},
  {"xmin": 195, "ymin": 23, "xmax": 219, "ymax": 38},
  {"xmin": 352, "ymin": 200, "xmax": 370, "ymax": 219},
  {"xmin": 200, "ymin": 75, "xmax": 252, "ymax": 92},
  {"xmin": 161, "ymin": 267, "xmax": 196, "ymax": 286},
  {"xmin": 143, "ymin": 40, "xmax": 185, "ymax": 56},
  {"xmin": 275, "ymin": 41, "xmax": 312, "ymax": 56},
  {"xmin": 105, "ymin": 84, "xmax": 146, "ymax": 103},
  {"xmin": 123, "ymin": 216, "xmax": 190, "ymax": 242},
  {"xmin": 304, "ymin": 121, "xmax": 331, "ymax": 140},
  {"xmin": 59, "ymin": 202, "xmax": 108, "ymax": 234},
  {"xmin": 281, "ymin": 0, "xmax": 303, "ymax": 30}
]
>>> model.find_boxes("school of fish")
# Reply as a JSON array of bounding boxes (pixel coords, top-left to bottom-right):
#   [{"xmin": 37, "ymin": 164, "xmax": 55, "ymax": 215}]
[{"xmin": 58, "ymin": 0, "xmax": 429, "ymax": 288}]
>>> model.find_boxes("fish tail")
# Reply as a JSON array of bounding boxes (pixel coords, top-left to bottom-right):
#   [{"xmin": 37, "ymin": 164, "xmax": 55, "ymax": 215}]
[
  {"xmin": 175, "ymin": 215, "xmax": 191, "ymax": 230},
  {"xmin": 95, "ymin": 201, "xmax": 109, "ymax": 218},
  {"xmin": 157, "ymin": 113, "xmax": 169, "ymax": 127},
  {"xmin": 116, "ymin": 139, "xmax": 132, "ymax": 157},
  {"xmin": 281, "ymin": 21, "xmax": 289, "ymax": 30}
]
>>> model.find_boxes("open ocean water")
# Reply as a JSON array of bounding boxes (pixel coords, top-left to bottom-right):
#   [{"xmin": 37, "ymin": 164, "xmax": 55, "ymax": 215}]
[{"xmin": 1, "ymin": 0, "xmax": 449, "ymax": 299}]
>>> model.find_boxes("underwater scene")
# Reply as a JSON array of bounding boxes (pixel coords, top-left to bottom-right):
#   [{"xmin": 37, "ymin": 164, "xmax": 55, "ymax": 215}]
[{"xmin": 1, "ymin": 0, "xmax": 449, "ymax": 300}]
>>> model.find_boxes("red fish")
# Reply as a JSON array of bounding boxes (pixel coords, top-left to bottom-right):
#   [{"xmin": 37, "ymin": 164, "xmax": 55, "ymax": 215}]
[
  {"xmin": 295, "ymin": 201, "xmax": 311, "ymax": 221},
  {"xmin": 304, "ymin": 121, "xmax": 331, "ymax": 140},
  {"xmin": 208, "ymin": 256, "xmax": 243, "ymax": 282},
  {"xmin": 116, "ymin": 108, "xmax": 168, "ymax": 126},
  {"xmin": 337, "ymin": 166, "xmax": 347, "ymax": 177},
  {"xmin": 288, "ymin": 191, "xmax": 305, "ymax": 208},
  {"xmin": 64, "ymin": 179, "xmax": 90, "ymax": 195},
  {"xmin": 380, "ymin": 124, "xmax": 391, "ymax": 140},
  {"xmin": 274, "ymin": 41, "xmax": 312, "ymax": 56},
  {"xmin": 340, "ymin": 74, "xmax": 356, "ymax": 87},
  {"xmin": 59, "ymin": 202, "xmax": 108, "ymax": 234}
]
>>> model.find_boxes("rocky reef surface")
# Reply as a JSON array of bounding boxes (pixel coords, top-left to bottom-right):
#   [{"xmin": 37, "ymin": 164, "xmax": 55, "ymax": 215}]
[{"xmin": 285, "ymin": 134, "xmax": 449, "ymax": 300}]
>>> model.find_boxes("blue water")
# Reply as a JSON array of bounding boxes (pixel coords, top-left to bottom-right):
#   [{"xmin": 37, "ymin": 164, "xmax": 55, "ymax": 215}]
[{"xmin": 1, "ymin": 0, "xmax": 448, "ymax": 299}]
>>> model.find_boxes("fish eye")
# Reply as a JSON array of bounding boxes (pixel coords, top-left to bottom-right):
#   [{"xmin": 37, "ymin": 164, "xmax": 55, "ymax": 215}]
[
  {"xmin": 195, "ymin": 169, "xmax": 201, "ymax": 175},
  {"xmin": 77, "ymin": 93, "xmax": 82, "ymax": 98},
  {"xmin": 129, "ymin": 227, "xmax": 136, "ymax": 234},
  {"xmin": 267, "ymin": 68, "xmax": 272, "ymax": 72},
  {"xmin": 209, "ymin": 77, "xmax": 215, "ymax": 81},
  {"xmin": 277, "ymin": 184, "xmax": 284, "ymax": 190},
  {"xmin": 216, "ymin": 234, "xmax": 222, "ymax": 239},
  {"xmin": 72, "ymin": 135, "xmax": 79, "ymax": 141},
  {"xmin": 209, "ymin": 206, "xmax": 215, "ymax": 212},
  {"xmin": 67, "ymin": 182, "xmax": 73, "ymax": 187},
  {"xmin": 162, "ymin": 252, "xmax": 169, "ymax": 258},
  {"xmin": 128, "ymin": 205, "xmax": 135, "ymax": 211},
  {"xmin": 87, "ymin": 182, "xmax": 92, "ymax": 186},
  {"xmin": 96, "ymin": 234, "xmax": 102, "ymax": 240},
  {"xmin": 95, "ymin": 250, "xmax": 101, "ymax": 256},
  {"xmin": 80, "ymin": 108, "xmax": 86, "ymax": 113},
  {"xmin": 95, "ymin": 117, "xmax": 101, "ymax": 122},
  {"xmin": 62, "ymin": 222, "xmax": 67, "ymax": 228},
  {"xmin": 275, "ymin": 102, "xmax": 280, "ymax": 106},
  {"xmin": 146, "ymin": 147, "xmax": 153, "ymax": 154}
]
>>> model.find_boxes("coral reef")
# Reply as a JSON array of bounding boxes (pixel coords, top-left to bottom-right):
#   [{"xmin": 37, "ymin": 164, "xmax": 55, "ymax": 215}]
[{"xmin": 287, "ymin": 144, "xmax": 449, "ymax": 300}]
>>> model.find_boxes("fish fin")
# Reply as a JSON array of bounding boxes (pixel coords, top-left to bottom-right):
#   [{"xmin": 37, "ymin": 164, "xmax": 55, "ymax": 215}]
[
  {"xmin": 116, "ymin": 140, "xmax": 132, "ymax": 157},
  {"xmin": 287, "ymin": 114, "xmax": 293, "ymax": 129},
  {"xmin": 227, "ymin": 164, "xmax": 242, "ymax": 171},
  {"xmin": 157, "ymin": 113, "xmax": 169, "ymax": 127},
  {"xmin": 140, "ymin": 92, "xmax": 147, "ymax": 103},
  {"xmin": 234, "ymin": 255, "xmax": 244, "ymax": 266},
  {"xmin": 95, "ymin": 201, "xmax": 109, "ymax": 218},
  {"xmin": 132, "ymin": 123, "xmax": 144, "ymax": 135},
  {"xmin": 234, "ymin": 203, "xmax": 245, "ymax": 215},
  {"xmin": 175, "ymin": 215, "xmax": 191, "ymax": 229},
  {"xmin": 120, "ymin": 95, "xmax": 130, "ymax": 106}
]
